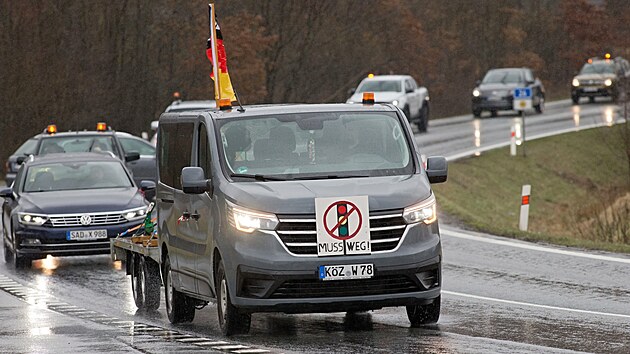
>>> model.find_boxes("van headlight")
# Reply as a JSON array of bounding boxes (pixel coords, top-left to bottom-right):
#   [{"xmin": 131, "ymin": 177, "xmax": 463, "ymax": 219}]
[
  {"xmin": 123, "ymin": 207, "xmax": 147, "ymax": 221},
  {"xmin": 604, "ymin": 79, "xmax": 612, "ymax": 87},
  {"xmin": 392, "ymin": 100, "xmax": 399, "ymax": 106},
  {"xmin": 18, "ymin": 213, "xmax": 49, "ymax": 226},
  {"xmin": 472, "ymin": 89, "xmax": 481, "ymax": 97},
  {"xmin": 402, "ymin": 194, "xmax": 437, "ymax": 225},
  {"xmin": 572, "ymin": 79, "xmax": 580, "ymax": 87},
  {"xmin": 227, "ymin": 201, "xmax": 278, "ymax": 233}
]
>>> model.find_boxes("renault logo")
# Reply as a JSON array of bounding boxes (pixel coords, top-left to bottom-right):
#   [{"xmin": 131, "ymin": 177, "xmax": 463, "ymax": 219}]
[{"xmin": 80, "ymin": 215, "xmax": 92, "ymax": 226}]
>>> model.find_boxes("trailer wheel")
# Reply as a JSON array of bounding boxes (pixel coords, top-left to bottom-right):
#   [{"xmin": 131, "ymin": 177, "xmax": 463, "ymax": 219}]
[
  {"xmin": 140, "ymin": 256, "xmax": 161, "ymax": 310},
  {"xmin": 130, "ymin": 253, "xmax": 144, "ymax": 308},
  {"xmin": 164, "ymin": 255, "xmax": 195, "ymax": 323}
]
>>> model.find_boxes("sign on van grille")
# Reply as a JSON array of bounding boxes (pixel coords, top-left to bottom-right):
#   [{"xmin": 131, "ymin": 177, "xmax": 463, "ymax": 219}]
[{"xmin": 276, "ymin": 210, "xmax": 406, "ymax": 256}]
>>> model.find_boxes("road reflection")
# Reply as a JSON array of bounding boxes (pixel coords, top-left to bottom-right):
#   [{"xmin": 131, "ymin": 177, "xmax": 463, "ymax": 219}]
[{"xmin": 32, "ymin": 255, "xmax": 59, "ymax": 276}]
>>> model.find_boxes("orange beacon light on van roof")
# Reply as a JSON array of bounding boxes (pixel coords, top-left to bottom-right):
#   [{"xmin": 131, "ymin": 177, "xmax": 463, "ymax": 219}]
[
  {"xmin": 362, "ymin": 92, "xmax": 375, "ymax": 104},
  {"xmin": 46, "ymin": 124, "xmax": 57, "ymax": 134},
  {"xmin": 96, "ymin": 122, "xmax": 107, "ymax": 131},
  {"xmin": 218, "ymin": 98, "xmax": 232, "ymax": 110}
]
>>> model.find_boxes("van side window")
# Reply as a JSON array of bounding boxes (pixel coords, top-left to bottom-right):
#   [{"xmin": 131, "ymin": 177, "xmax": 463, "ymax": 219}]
[
  {"xmin": 159, "ymin": 122, "xmax": 193, "ymax": 189},
  {"xmin": 198, "ymin": 123, "xmax": 212, "ymax": 179}
]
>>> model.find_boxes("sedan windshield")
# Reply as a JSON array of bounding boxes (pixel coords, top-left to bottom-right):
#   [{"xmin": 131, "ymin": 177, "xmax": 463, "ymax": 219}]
[
  {"xmin": 218, "ymin": 112, "xmax": 414, "ymax": 180},
  {"xmin": 482, "ymin": 70, "xmax": 524, "ymax": 84},
  {"xmin": 357, "ymin": 80, "xmax": 402, "ymax": 93},
  {"xmin": 579, "ymin": 62, "xmax": 615, "ymax": 75},
  {"xmin": 23, "ymin": 161, "xmax": 133, "ymax": 192},
  {"xmin": 38, "ymin": 136, "xmax": 118, "ymax": 156}
]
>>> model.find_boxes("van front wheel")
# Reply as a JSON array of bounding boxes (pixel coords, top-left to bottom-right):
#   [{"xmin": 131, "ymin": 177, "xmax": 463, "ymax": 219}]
[
  {"xmin": 216, "ymin": 261, "xmax": 251, "ymax": 336},
  {"xmin": 406, "ymin": 295, "xmax": 440, "ymax": 326},
  {"xmin": 164, "ymin": 256, "xmax": 195, "ymax": 323}
]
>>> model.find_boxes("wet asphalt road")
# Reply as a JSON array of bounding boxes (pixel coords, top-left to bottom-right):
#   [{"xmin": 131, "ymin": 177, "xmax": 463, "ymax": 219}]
[{"xmin": 1, "ymin": 99, "xmax": 629, "ymax": 353}]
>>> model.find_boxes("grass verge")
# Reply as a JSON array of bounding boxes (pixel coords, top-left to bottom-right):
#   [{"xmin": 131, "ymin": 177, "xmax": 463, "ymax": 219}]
[{"xmin": 432, "ymin": 123, "xmax": 630, "ymax": 253}]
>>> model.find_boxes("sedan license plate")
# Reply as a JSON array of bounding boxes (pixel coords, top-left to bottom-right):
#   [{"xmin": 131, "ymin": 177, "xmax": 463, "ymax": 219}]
[
  {"xmin": 319, "ymin": 263, "xmax": 374, "ymax": 281},
  {"xmin": 583, "ymin": 87, "xmax": 598, "ymax": 92},
  {"xmin": 66, "ymin": 229, "xmax": 108, "ymax": 241}
]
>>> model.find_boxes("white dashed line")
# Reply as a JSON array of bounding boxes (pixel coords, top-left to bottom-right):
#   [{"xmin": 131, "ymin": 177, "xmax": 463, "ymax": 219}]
[{"xmin": 443, "ymin": 290, "xmax": 630, "ymax": 319}]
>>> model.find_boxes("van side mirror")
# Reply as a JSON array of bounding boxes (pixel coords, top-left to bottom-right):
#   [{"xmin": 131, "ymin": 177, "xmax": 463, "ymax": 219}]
[
  {"xmin": 140, "ymin": 180, "xmax": 156, "ymax": 201},
  {"xmin": 0, "ymin": 187, "xmax": 14, "ymax": 199},
  {"xmin": 347, "ymin": 87, "xmax": 356, "ymax": 96},
  {"xmin": 475, "ymin": 80, "xmax": 481, "ymax": 86},
  {"xmin": 181, "ymin": 167, "xmax": 211, "ymax": 195},
  {"xmin": 16, "ymin": 156, "xmax": 26, "ymax": 164},
  {"xmin": 125, "ymin": 152, "xmax": 140, "ymax": 162},
  {"xmin": 426, "ymin": 156, "xmax": 447, "ymax": 184}
]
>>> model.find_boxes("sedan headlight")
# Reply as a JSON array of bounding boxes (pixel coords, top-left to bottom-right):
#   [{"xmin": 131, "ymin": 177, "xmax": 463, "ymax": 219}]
[
  {"xmin": 18, "ymin": 212, "xmax": 49, "ymax": 226},
  {"xmin": 402, "ymin": 194, "xmax": 437, "ymax": 225},
  {"xmin": 123, "ymin": 207, "xmax": 147, "ymax": 221},
  {"xmin": 227, "ymin": 201, "xmax": 278, "ymax": 233},
  {"xmin": 472, "ymin": 89, "xmax": 481, "ymax": 97},
  {"xmin": 572, "ymin": 79, "xmax": 580, "ymax": 87},
  {"xmin": 604, "ymin": 79, "xmax": 612, "ymax": 87}
]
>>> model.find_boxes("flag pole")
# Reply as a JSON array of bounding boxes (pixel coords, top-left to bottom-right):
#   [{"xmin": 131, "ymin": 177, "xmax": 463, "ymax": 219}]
[{"xmin": 209, "ymin": 3, "xmax": 221, "ymax": 107}]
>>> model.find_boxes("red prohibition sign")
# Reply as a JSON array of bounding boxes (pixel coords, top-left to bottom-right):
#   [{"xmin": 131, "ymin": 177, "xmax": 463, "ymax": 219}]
[{"xmin": 323, "ymin": 200, "xmax": 363, "ymax": 241}]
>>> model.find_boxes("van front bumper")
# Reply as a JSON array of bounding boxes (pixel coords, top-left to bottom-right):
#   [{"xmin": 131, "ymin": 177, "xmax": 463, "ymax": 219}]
[{"xmin": 220, "ymin": 222, "xmax": 442, "ymax": 313}]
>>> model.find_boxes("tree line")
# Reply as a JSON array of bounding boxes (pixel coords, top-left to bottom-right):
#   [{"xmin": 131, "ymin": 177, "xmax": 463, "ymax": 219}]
[{"xmin": 1, "ymin": 0, "xmax": 628, "ymax": 174}]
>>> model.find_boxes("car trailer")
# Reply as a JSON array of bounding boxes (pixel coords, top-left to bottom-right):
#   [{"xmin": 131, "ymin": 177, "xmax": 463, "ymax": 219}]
[{"xmin": 110, "ymin": 203, "xmax": 162, "ymax": 310}]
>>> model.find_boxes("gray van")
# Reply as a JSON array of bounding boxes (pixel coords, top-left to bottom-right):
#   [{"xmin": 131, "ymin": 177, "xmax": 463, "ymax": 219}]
[{"xmin": 156, "ymin": 103, "xmax": 447, "ymax": 335}]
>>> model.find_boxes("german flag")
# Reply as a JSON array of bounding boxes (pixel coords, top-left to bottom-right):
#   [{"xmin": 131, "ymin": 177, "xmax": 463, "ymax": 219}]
[{"xmin": 206, "ymin": 4, "xmax": 236, "ymax": 102}]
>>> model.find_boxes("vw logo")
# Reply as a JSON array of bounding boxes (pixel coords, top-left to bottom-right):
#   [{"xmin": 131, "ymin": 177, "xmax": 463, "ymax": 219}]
[{"xmin": 80, "ymin": 215, "xmax": 92, "ymax": 226}]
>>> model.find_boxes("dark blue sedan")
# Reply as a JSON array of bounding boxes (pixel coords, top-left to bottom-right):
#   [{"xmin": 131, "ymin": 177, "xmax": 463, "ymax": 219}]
[{"xmin": 1, "ymin": 153, "xmax": 154, "ymax": 268}]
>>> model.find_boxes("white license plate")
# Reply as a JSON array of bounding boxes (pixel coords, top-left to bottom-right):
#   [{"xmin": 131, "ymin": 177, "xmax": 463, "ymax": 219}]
[
  {"xmin": 66, "ymin": 229, "xmax": 108, "ymax": 241},
  {"xmin": 583, "ymin": 87, "xmax": 598, "ymax": 92},
  {"xmin": 319, "ymin": 263, "xmax": 374, "ymax": 281}
]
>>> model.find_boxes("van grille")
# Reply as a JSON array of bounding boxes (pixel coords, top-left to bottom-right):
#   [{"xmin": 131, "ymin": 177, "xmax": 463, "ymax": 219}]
[{"xmin": 276, "ymin": 210, "xmax": 406, "ymax": 255}]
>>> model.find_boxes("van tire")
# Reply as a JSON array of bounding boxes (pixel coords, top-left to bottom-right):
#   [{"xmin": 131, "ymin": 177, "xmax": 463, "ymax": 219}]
[
  {"xmin": 164, "ymin": 256, "xmax": 195, "ymax": 323},
  {"xmin": 216, "ymin": 261, "xmax": 251, "ymax": 336},
  {"xmin": 406, "ymin": 295, "xmax": 440, "ymax": 326},
  {"xmin": 140, "ymin": 256, "xmax": 161, "ymax": 311}
]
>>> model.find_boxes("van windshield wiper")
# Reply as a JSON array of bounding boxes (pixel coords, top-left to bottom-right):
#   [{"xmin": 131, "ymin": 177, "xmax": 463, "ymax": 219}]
[
  {"xmin": 290, "ymin": 174, "xmax": 370, "ymax": 180},
  {"xmin": 230, "ymin": 173, "xmax": 286, "ymax": 181}
]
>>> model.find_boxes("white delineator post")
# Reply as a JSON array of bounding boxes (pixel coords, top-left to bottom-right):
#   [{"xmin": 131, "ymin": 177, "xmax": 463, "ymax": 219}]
[
  {"xmin": 510, "ymin": 126, "xmax": 517, "ymax": 156},
  {"xmin": 519, "ymin": 185, "xmax": 531, "ymax": 231}
]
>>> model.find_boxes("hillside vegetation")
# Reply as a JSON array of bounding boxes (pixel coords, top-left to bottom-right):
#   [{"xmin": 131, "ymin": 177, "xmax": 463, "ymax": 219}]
[{"xmin": 433, "ymin": 124, "xmax": 630, "ymax": 253}]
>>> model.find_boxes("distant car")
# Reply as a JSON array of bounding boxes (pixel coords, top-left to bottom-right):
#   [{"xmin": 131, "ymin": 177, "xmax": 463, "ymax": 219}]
[
  {"xmin": 4, "ymin": 123, "xmax": 156, "ymax": 187},
  {"xmin": 346, "ymin": 75, "xmax": 430, "ymax": 132},
  {"xmin": 1, "ymin": 153, "xmax": 153, "ymax": 268},
  {"xmin": 149, "ymin": 100, "xmax": 217, "ymax": 146},
  {"xmin": 571, "ymin": 57, "xmax": 628, "ymax": 104},
  {"xmin": 471, "ymin": 68, "xmax": 545, "ymax": 117}
]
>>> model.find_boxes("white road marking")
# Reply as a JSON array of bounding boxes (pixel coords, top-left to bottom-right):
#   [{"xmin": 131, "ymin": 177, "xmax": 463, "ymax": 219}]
[
  {"xmin": 443, "ymin": 290, "xmax": 630, "ymax": 319},
  {"xmin": 441, "ymin": 228, "xmax": 630, "ymax": 265}
]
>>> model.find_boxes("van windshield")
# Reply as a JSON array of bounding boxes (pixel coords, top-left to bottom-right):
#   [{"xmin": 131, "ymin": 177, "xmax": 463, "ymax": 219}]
[{"xmin": 217, "ymin": 112, "xmax": 414, "ymax": 180}]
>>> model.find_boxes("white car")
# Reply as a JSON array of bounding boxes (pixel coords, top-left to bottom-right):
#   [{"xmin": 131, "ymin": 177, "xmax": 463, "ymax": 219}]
[{"xmin": 346, "ymin": 75, "xmax": 430, "ymax": 132}]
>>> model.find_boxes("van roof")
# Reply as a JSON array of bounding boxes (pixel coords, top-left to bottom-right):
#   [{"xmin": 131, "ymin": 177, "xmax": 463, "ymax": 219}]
[{"xmin": 194, "ymin": 103, "xmax": 398, "ymax": 120}]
